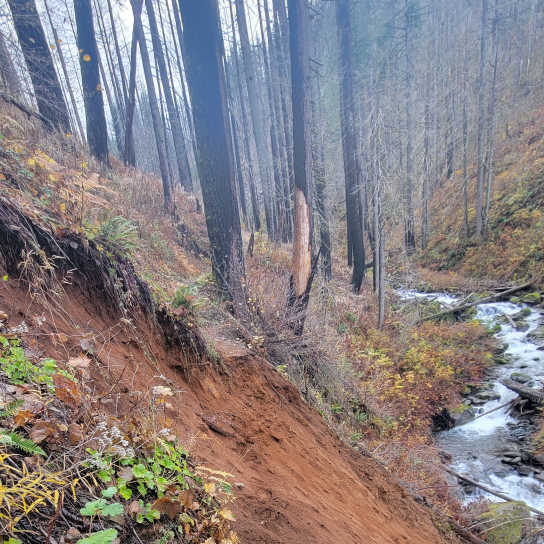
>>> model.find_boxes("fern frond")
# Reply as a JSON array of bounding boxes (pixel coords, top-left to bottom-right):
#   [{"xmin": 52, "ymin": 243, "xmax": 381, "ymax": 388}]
[
  {"xmin": 0, "ymin": 399, "xmax": 24, "ymax": 418},
  {"xmin": 0, "ymin": 431, "xmax": 45, "ymax": 455}
]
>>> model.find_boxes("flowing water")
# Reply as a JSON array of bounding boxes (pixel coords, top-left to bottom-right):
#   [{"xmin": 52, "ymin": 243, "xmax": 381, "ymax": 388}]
[{"xmin": 403, "ymin": 291, "xmax": 544, "ymax": 511}]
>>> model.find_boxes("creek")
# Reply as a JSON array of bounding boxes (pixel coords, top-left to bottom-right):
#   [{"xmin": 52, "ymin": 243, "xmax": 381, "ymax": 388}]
[{"xmin": 403, "ymin": 291, "xmax": 544, "ymax": 511}]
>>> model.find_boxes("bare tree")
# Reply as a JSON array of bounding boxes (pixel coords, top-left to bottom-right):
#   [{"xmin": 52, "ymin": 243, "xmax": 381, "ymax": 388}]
[
  {"xmin": 74, "ymin": 0, "xmax": 109, "ymax": 162},
  {"xmin": 178, "ymin": 0, "xmax": 244, "ymax": 299},
  {"xmin": 7, "ymin": 0, "xmax": 71, "ymax": 131}
]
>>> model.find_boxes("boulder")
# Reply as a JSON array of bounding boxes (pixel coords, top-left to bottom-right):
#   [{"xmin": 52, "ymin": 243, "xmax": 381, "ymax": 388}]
[
  {"xmin": 521, "ymin": 293, "xmax": 541, "ymax": 305},
  {"xmin": 474, "ymin": 390, "xmax": 501, "ymax": 402},
  {"xmin": 495, "ymin": 356, "xmax": 511, "ymax": 365},
  {"xmin": 510, "ymin": 372, "xmax": 533, "ymax": 385},
  {"xmin": 512, "ymin": 308, "xmax": 532, "ymax": 320},
  {"xmin": 509, "ymin": 296, "xmax": 522, "ymax": 306},
  {"xmin": 479, "ymin": 501, "xmax": 531, "ymax": 544},
  {"xmin": 527, "ymin": 326, "xmax": 544, "ymax": 347},
  {"xmin": 448, "ymin": 405, "xmax": 476, "ymax": 427}
]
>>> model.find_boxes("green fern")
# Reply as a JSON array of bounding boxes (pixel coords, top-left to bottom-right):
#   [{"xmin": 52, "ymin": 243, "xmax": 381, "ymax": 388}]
[
  {"xmin": 0, "ymin": 430, "xmax": 45, "ymax": 455},
  {"xmin": 0, "ymin": 399, "xmax": 24, "ymax": 418},
  {"xmin": 98, "ymin": 212, "xmax": 139, "ymax": 258}
]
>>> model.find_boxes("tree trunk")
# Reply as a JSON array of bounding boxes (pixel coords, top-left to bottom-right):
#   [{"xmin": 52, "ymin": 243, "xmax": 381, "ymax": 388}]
[
  {"xmin": 336, "ymin": 0, "xmax": 365, "ymax": 292},
  {"xmin": 484, "ymin": 1, "xmax": 499, "ymax": 232},
  {"xmin": 105, "ymin": 0, "xmax": 128, "ymax": 106},
  {"xmin": 462, "ymin": 18, "xmax": 470, "ymax": 237},
  {"xmin": 235, "ymin": 0, "xmax": 273, "ymax": 238},
  {"xmin": 0, "ymin": 31, "xmax": 23, "ymax": 100},
  {"xmin": 404, "ymin": 0, "xmax": 415, "ymax": 252},
  {"xmin": 226, "ymin": 64, "xmax": 248, "ymax": 223},
  {"xmin": 145, "ymin": 0, "xmax": 192, "ymax": 192},
  {"xmin": 170, "ymin": 0, "xmax": 200, "ymax": 182},
  {"xmin": 8, "ymin": 0, "xmax": 71, "ymax": 132},
  {"xmin": 43, "ymin": 0, "xmax": 86, "ymax": 144},
  {"xmin": 178, "ymin": 0, "xmax": 245, "ymax": 301},
  {"xmin": 131, "ymin": 0, "xmax": 172, "ymax": 206},
  {"xmin": 74, "ymin": 0, "xmax": 109, "ymax": 162},
  {"xmin": 288, "ymin": 0, "xmax": 314, "ymax": 336},
  {"xmin": 258, "ymin": 0, "xmax": 284, "ymax": 242},
  {"xmin": 229, "ymin": 0, "xmax": 260, "ymax": 232},
  {"xmin": 124, "ymin": 18, "xmax": 138, "ymax": 167},
  {"xmin": 475, "ymin": 0, "xmax": 488, "ymax": 237}
]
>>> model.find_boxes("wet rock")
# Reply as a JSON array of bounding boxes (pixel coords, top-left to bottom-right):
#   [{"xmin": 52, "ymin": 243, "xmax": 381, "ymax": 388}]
[
  {"xmin": 448, "ymin": 406, "xmax": 476, "ymax": 427},
  {"xmin": 474, "ymin": 390, "xmax": 501, "ymax": 402},
  {"xmin": 527, "ymin": 326, "xmax": 544, "ymax": 346},
  {"xmin": 510, "ymin": 372, "xmax": 533, "ymax": 384},
  {"xmin": 503, "ymin": 451, "xmax": 522, "ymax": 458},
  {"xmin": 478, "ymin": 501, "xmax": 531, "ymax": 544},
  {"xmin": 535, "ymin": 473, "xmax": 544, "ymax": 482},
  {"xmin": 511, "ymin": 457, "xmax": 522, "ymax": 464},
  {"xmin": 512, "ymin": 307, "xmax": 532, "ymax": 320},
  {"xmin": 531, "ymin": 453, "xmax": 544, "ymax": 465},
  {"xmin": 516, "ymin": 321, "xmax": 531, "ymax": 332},
  {"xmin": 509, "ymin": 296, "xmax": 522, "ymax": 306},
  {"xmin": 495, "ymin": 356, "xmax": 511, "ymax": 365},
  {"xmin": 522, "ymin": 293, "xmax": 541, "ymax": 305},
  {"xmin": 517, "ymin": 465, "xmax": 532, "ymax": 477}
]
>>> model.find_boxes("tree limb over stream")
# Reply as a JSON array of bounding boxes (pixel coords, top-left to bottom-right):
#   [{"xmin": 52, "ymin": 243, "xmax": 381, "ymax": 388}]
[
  {"xmin": 419, "ymin": 280, "xmax": 535, "ymax": 323},
  {"xmin": 501, "ymin": 379, "xmax": 544, "ymax": 404}
]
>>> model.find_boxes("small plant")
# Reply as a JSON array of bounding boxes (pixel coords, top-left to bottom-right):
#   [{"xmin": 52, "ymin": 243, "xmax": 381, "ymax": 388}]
[
  {"xmin": 91, "ymin": 211, "xmax": 138, "ymax": 258},
  {"xmin": 76, "ymin": 529, "xmax": 118, "ymax": 544},
  {"xmin": 0, "ymin": 430, "xmax": 45, "ymax": 455},
  {"xmin": 172, "ymin": 284, "xmax": 201, "ymax": 314},
  {"xmin": 0, "ymin": 336, "xmax": 72, "ymax": 391}
]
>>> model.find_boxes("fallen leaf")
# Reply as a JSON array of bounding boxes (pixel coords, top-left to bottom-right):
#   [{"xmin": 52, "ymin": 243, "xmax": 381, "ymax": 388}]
[
  {"xmin": 53, "ymin": 374, "xmax": 81, "ymax": 409},
  {"xmin": 68, "ymin": 356, "xmax": 90, "ymax": 368},
  {"xmin": 152, "ymin": 386, "xmax": 173, "ymax": 397},
  {"xmin": 14, "ymin": 409, "xmax": 34, "ymax": 427},
  {"xmin": 204, "ymin": 482, "xmax": 216, "ymax": 496},
  {"xmin": 127, "ymin": 501, "xmax": 141, "ymax": 517},
  {"xmin": 68, "ymin": 422, "xmax": 83, "ymax": 444},
  {"xmin": 220, "ymin": 509, "xmax": 235, "ymax": 521},
  {"xmin": 83, "ymin": 54, "xmax": 91, "ymax": 61},
  {"xmin": 117, "ymin": 466, "xmax": 133, "ymax": 482},
  {"xmin": 177, "ymin": 489, "xmax": 195, "ymax": 509},
  {"xmin": 57, "ymin": 333, "xmax": 68, "ymax": 343},
  {"xmin": 151, "ymin": 497, "xmax": 182, "ymax": 520},
  {"xmin": 29, "ymin": 421, "xmax": 56, "ymax": 443}
]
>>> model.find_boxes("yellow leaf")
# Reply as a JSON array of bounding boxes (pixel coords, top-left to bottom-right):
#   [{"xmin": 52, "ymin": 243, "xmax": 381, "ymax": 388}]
[
  {"xmin": 49, "ymin": 44, "xmax": 55, "ymax": 50},
  {"xmin": 27, "ymin": 158, "xmax": 35, "ymax": 166},
  {"xmin": 53, "ymin": 490, "xmax": 59, "ymax": 508},
  {"xmin": 79, "ymin": 49, "xmax": 83, "ymax": 53},
  {"xmin": 96, "ymin": 84, "xmax": 103, "ymax": 91},
  {"xmin": 57, "ymin": 38, "xmax": 62, "ymax": 44},
  {"xmin": 49, "ymin": 174, "xmax": 56, "ymax": 181},
  {"xmin": 0, "ymin": 173, "xmax": 5, "ymax": 180},
  {"xmin": 204, "ymin": 482, "xmax": 216, "ymax": 495},
  {"xmin": 66, "ymin": 133, "xmax": 72, "ymax": 138},
  {"xmin": 83, "ymin": 54, "xmax": 91, "ymax": 61},
  {"xmin": 220, "ymin": 509, "xmax": 235, "ymax": 521},
  {"xmin": 60, "ymin": 203, "xmax": 66, "ymax": 213}
]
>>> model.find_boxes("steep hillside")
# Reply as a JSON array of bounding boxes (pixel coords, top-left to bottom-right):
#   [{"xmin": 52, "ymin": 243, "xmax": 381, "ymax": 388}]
[
  {"xmin": 420, "ymin": 102, "xmax": 544, "ymax": 283},
  {"xmin": 0, "ymin": 201, "xmax": 455, "ymax": 544}
]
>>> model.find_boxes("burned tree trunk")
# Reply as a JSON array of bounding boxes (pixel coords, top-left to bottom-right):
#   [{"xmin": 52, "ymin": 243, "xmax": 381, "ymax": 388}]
[
  {"xmin": 288, "ymin": 0, "xmax": 314, "ymax": 336},
  {"xmin": 74, "ymin": 0, "xmax": 109, "ymax": 162},
  {"xmin": 8, "ymin": 0, "xmax": 71, "ymax": 132},
  {"xmin": 178, "ymin": 0, "xmax": 244, "ymax": 299}
]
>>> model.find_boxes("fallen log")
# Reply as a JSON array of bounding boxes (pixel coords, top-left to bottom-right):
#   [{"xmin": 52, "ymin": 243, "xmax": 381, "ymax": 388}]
[
  {"xmin": 442, "ymin": 466, "xmax": 543, "ymax": 516},
  {"xmin": 502, "ymin": 312, "xmax": 518, "ymax": 330},
  {"xmin": 420, "ymin": 280, "xmax": 535, "ymax": 322},
  {"xmin": 501, "ymin": 379, "xmax": 544, "ymax": 404},
  {"xmin": 469, "ymin": 398, "xmax": 517, "ymax": 422},
  {"xmin": 0, "ymin": 91, "xmax": 54, "ymax": 130}
]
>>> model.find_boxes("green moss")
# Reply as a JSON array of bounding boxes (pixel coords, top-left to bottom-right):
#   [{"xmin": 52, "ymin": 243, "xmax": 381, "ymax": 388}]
[{"xmin": 479, "ymin": 501, "xmax": 530, "ymax": 544}]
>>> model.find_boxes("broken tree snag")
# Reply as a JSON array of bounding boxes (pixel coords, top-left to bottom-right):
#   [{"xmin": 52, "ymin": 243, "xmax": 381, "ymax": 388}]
[
  {"xmin": 501, "ymin": 379, "xmax": 544, "ymax": 403},
  {"xmin": 292, "ymin": 187, "xmax": 312, "ymax": 299},
  {"xmin": 287, "ymin": 0, "xmax": 314, "ymax": 337},
  {"xmin": 420, "ymin": 280, "xmax": 534, "ymax": 322}
]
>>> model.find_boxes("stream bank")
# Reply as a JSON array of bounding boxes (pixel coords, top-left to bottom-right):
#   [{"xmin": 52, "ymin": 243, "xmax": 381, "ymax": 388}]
[{"xmin": 404, "ymin": 290, "xmax": 544, "ymax": 512}]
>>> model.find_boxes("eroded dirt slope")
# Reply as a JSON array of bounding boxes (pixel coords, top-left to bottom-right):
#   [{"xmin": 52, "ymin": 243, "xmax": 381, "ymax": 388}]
[{"xmin": 0, "ymin": 271, "xmax": 453, "ymax": 544}]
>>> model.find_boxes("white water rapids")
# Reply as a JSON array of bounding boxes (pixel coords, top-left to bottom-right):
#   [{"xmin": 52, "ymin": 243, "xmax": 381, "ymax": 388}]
[{"xmin": 402, "ymin": 291, "xmax": 544, "ymax": 511}]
